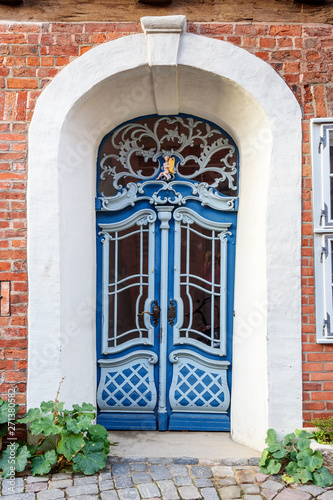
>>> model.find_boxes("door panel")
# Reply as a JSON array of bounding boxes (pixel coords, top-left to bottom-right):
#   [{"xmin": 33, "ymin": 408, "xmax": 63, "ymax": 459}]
[
  {"xmin": 96, "ymin": 114, "xmax": 238, "ymax": 431},
  {"xmin": 97, "ymin": 204, "xmax": 235, "ymax": 431}
]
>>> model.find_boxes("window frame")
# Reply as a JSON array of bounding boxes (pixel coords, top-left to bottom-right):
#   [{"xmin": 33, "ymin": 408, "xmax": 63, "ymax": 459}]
[{"xmin": 312, "ymin": 118, "xmax": 333, "ymax": 343}]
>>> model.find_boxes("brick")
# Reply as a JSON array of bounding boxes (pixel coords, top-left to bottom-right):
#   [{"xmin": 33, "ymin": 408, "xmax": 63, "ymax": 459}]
[
  {"xmin": 7, "ymin": 78, "xmax": 38, "ymax": 89},
  {"xmin": 312, "ymin": 392, "xmax": 333, "ymax": 401}
]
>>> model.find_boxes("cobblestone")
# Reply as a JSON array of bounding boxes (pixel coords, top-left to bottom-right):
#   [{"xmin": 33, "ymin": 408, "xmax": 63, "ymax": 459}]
[
  {"xmin": 150, "ymin": 465, "xmax": 172, "ymax": 481},
  {"xmin": 100, "ymin": 492, "xmax": 119, "ymax": 500},
  {"xmin": 157, "ymin": 480, "xmax": 179, "ymax": 499},
  {"xmin": 169, "ymin": 465, "xmax": 188, "ymax": 476},
  {"xmin": 195, "ymin": 478, "xmax": 214, "ymax": 488},
  {"xmin": 218, "ymin": 485, "xmax": 242, "ymax": 499},
  {"xmin": 130, "ymin": 463, "xmax": 148, "ymax": 472},
  {"xmin": 99, "ymin": 480, "xmax": 115, "ymax": 491},
  {"xmin": 212, "ymin": 466, "xmax": 234, "ymax": 477},
  {"xmin": 117, "ymin": 489, "xmax": 140, "ymax": 500},
  {"xmin": 3, "ymin": 456, "xmax": 333, "ymax": 499},
  {"xmin": 132, "ymin": 472, "xmax": 152, "ymax": 484},
  {"xmin": 66, "ymin": 484, "xmax": 99, "ymax": 496},
  {"xmin": 242, "ymin": 484, "xmax": 260, "ymax": 494},
  {"xmin": 49, "ymin": 480, "xmax": 72, "ymax": 489},
  {"xmin": 73, "ymin": 475, "xmax": 98, "ymax": 485},
  {"xmin": 36, "ymin": 490, "xmax": 65, "ymax": 499},
  {"xmin": 2, "ymin": 478, "xmax": 24, "ymax": 495},
  {"xmin": 192, "ymin": 466, "xmax": 213, "ymax": 478},
  {"xmin": 178, "ymin": 485, "xmax": 201, "ymax": 499},
  {"xmin": 201, "ymin": 488, "xmax": 219, "ymax": 499},
  {"xmin": 112, "ymin": 464, "xmax": 131, "ymax": 476},
  {"xmin": 261, "ymin": 480, "xmax": 284, "ymax": 492},
  {"xmin": 174, "ymin": 457, "xmax": 199, "ymax": 465},
  {"xmin": 173, "ymin": 476, "xmax": 193, "ymax": 487},
  {"xmin": 274, "ymin": 490, "xmax": 311, "ymax": 499},
  {"xmin": 137, "ymin": 482, "xmax": 161, "ymax": 498},
  {"xmin": 114, "ymin": 476, "xmax": 133, "ymax": 489},
  {"xmin": 318, "ymin": 493, "xmax": 333, "ymax": 500},
  {"xmin": 25, "ymin": 483, "xmax": 48, "ymax": 492}
]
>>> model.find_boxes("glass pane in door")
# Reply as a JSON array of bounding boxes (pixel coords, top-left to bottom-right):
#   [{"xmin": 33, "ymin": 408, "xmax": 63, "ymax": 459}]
[
  {"xmin": 107, "ymin": 224, "xmax": 150, "ymax": 350},
  {"xmin": 178, "ymin": 220, "xmax": 225, "ymax": 353}
]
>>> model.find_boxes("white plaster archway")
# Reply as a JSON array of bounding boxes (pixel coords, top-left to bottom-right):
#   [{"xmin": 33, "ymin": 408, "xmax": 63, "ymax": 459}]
[{"xmin": 27, "ymin": 16, "xmax": 302, "ymax": 450}]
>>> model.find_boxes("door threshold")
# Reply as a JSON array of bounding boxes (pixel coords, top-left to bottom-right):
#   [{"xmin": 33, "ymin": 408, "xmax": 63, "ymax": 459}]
[{"xmin": 108, "ymin": 430, "xmax": 261, "ymax": 459}]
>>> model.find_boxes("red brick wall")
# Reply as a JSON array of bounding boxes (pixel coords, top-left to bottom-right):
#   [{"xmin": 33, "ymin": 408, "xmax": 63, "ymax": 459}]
[{"xmin": 0, "ymin": 21, "xmax": 332, "ymax": 422}]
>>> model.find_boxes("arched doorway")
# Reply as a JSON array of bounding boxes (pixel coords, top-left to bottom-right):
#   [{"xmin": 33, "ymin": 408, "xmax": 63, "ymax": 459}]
[{"xmin": 27, "ymin": 15, "xmax": 302, "ymax": 450}]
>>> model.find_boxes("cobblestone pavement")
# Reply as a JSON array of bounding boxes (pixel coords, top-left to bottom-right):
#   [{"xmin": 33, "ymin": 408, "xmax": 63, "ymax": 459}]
[{"xmin": 1, "ymin": 456, "xmax": 333, "ymax": 500}]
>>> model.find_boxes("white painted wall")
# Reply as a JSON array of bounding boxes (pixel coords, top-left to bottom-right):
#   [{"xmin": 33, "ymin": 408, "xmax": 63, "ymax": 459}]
[{"xmin": 27, "ymin": 16, "xmax": 302, "ymax": 450}]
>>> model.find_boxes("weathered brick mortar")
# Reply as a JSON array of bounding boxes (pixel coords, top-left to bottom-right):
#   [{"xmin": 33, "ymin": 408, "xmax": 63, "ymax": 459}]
[{"xmin": 0, "ymin": 21, "xmax": 332, "ymax": 424}]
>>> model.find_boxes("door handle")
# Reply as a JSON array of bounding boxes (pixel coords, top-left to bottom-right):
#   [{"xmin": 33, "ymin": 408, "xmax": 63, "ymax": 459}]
[
  {"xmin": 138, "ymin": 300, "xmax": 160, "ymax": 327},
  {"xmin": 168, "ymin": 299, "xmax": 176, "ymax": 326}
]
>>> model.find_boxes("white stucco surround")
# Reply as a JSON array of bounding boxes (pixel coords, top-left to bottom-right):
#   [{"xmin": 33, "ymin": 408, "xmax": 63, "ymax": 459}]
[{"xmin": 27, "ymin": 16, "xmax": 302, "ymax": 450}]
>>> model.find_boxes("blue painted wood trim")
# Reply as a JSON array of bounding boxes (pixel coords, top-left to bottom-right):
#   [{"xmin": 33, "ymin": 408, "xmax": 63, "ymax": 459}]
[
  {"xmin": 97, "ymin": 412, "xmax": 157, "ymax": 430},
  {"xmin": 168, "ymin": 413, "xmax": 230, "ymax": 431}
]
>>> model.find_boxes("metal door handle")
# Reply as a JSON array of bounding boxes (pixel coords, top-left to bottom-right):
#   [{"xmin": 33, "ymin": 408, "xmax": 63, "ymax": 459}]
[
  {"xmin": 168, "ymin": 299, "xmax": 176, "ymax": 326},
  {"xmin": 138, "ymin": 300, "xmax": 160, "ymax": 327}
]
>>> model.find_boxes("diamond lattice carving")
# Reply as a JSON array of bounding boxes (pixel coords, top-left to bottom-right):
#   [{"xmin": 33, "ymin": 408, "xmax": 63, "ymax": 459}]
[
  {"xmin": 102, "ymin": 363, "xmax": 152, "ymax": 408},
  {"xmin": 169, "ymin": 350, "xmax": 230, "ymax": 413},
  {"xmin": 97, "ymin": 351, "xmax": 158, "ymax": 412},
  {"xmin": 173, "ymin": 363, "xmax": 225, "ymax": 409}
]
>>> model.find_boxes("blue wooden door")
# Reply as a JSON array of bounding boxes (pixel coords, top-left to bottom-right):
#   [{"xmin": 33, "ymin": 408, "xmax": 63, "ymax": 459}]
[{"xmin": 96, "ymin": 115, "xmax": 238, "ymax": 431}]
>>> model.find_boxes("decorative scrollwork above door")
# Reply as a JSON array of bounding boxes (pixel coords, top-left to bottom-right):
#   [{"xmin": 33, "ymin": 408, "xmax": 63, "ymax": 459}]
[{"xmin": 97, "ymin": 115, "xmax": 239, "ymax": 212}]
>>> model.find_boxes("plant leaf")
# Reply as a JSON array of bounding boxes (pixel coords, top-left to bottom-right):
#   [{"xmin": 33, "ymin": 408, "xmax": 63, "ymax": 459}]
[
  {"xmin": 72, "ymin": 441, "xmax": 107, "ymax": 475},
  {"xmin": 72, "ymin": 403, "xmax": 96, "ymax": 414},
  {"xmin": 267, "ymin": 443, "xmax": 281, "ymax": 453},
  {"xmin": 294, "ymin": 468, "xmax": 313, "ymax": 484},
  {"xmin": 15, "ymin": 445, "xmax": 31, "ymax": 473},
  {"xmin": 0, "ymin": 400, "xmax": 17, "ymax": 424},
  {"xmin": 18, "ymin": 407, "xmax": 42, "ymax": 423},
  {"xmin": 273, "ymin": 448, "xmax": 288, "ymax": 459},
  {"xmin": 31, "ymin": 450, "xmax": 57, "ymax": 476},
  {"xmin": 0, "ymin": 443, "xmax": 31, "ymax": 478},
  {"xmin": 303, "ymin": 450, "xmax": 324, "ymax": 472},
  {"xmin": 313, "ymin": 467, "xmax": 333, "ymax": 488},
  {"xmin": 295, "ymin": 429, "xmax": 314, "ymax": 439},
  {"xmin": 259, "ymin": 449, "xmax": 270, "ymax": 468},
  {"xmin": 265, "ymin": 458, "xmax": 281, "ymax": 475},
  {"xmin": 57, "ymin": 430, "xmax": 85, "ymax": 460},
  {"xmin": 40, "ymin": 401, "xmax": 56, "ymax": 414},
  {"xmin": 283, "ymin": 433, "xmax": 296, "ymax": 446},
  {"xmin": 66, "ymin": 416, "xmax": 92, "ymax": 434},
  {"xmin": 297, "ymin": 438, "xmax": 311, "ymax": 451},
  {"xmin": 265, "ymin": 429, "xmax": 277, "ymax": 446},
  {"xmin": 87, "ymin": 424, "xmax": 109, "ymax": 442},
  {"xmin": 30, "ymin": 415, "xmax": 62, "ymax": 436},
  {"xmin": 285, "ymin": 461, "xmax": 299, "ymax": 476},
  {"xmin": 282, "ymin": 474, "xmax": 295, "ymax": 484}
]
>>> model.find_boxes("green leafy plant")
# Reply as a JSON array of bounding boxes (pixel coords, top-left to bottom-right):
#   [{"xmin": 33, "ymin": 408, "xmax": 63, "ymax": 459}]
[
  {"xmin": 311, "ymin": 417, "xmax": 333, "ymax": 445},
  {"xmin": 0, "ymin": 381, "xmax": 112, "ymax": 478},
  {"xmin": 259, "ymin": 428, "xmax": 333, "ymax": 487},
  {"xmin": 0, "ymin": 397, "xmax": 19, "ymax": 439}
]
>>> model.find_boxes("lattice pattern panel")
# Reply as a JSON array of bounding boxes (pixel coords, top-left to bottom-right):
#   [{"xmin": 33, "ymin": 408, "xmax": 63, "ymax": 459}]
[
  {"xmin": 169, "ymin": 350, "xmax": 230, "ymax": 413},
  {"xmin": 97, "ymin": 351, "xmax": 158, "ymax": 412}
]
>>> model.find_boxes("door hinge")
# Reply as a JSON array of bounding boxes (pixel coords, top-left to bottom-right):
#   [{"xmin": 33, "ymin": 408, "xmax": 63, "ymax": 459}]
[
  {"xmin": 321, "ymin": 242, "xmax": 328, "ymax": 263},
  {"xmin": 319, "ymin": 136, "xmax": 326, "ymax": 153},
  {"xmin": 320, "ymin": 204, "xmax": 328, "ymax": 226},
  {"xmin": 323, "ymin": 314, "xmax": 331, "ymax": 336}
]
